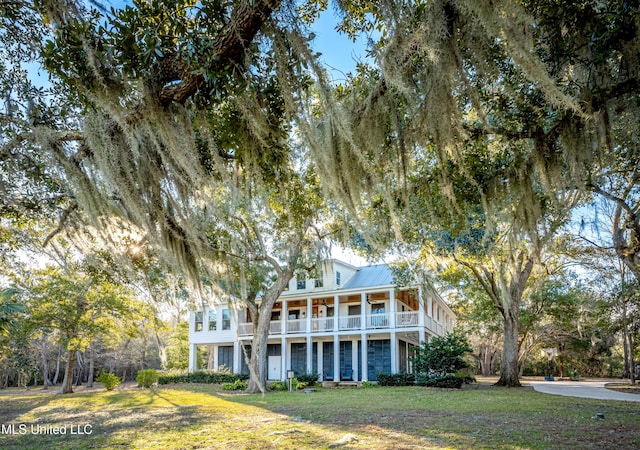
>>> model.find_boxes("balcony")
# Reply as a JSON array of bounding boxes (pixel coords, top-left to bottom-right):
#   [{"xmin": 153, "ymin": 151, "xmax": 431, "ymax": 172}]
[
  {"xmin": 397, "ymin": 311, "xmax": 418, "ymax": 327},
  {"xmin": 237, "ymin": 310, "xmax": 442, "ymax": 337}
]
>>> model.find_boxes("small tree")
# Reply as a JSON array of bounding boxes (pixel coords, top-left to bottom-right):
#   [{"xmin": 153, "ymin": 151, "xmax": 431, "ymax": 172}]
[{"xmin": 411, "ymin": 334, "xmax": 472, "ymax": 377}]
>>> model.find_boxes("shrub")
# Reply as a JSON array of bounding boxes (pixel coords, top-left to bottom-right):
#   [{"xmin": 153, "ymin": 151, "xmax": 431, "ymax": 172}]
[
  {"xmin": 157, "ymin": 370, "xmax": 248, "ymax": 385},
  {"xmin": 455, "ymin": 371, "xmax": 476, "ymax": 384},
  {"xmin": 376, "ymin": 372, "xmax": 415, "ymax": 386},
  {"xmin": 96, "ymin": 372, "xmax": 121, "ymax": 391},
  {"xmin": 269, "ymin": 381, "xmax": 287, "ymax": 391},
  {"xmin": 410, "ymin": 333, "xmax": 472, "ymax": 377},
  {"xmin": 295, "ymin": 372, "xmax": 319, "ymax": 384},
  {"xmin": 415, "ymin": 373, "xmax": 464, "ymax": 389},
  {"xmin": 222, "ymin": 379, "xmax": 247, "ymax": 391},
  {"xmin": 136, "ymin": 369, "xmax": 159, "ymax": 388}
]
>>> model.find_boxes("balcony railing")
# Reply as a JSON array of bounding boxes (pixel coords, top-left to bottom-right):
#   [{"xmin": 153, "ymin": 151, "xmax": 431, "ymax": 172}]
[
  {"xmin": 367, "ymin": 313, "xmax": 390, "ymax": 329},
  {"xmin": 238, "ymin": 322, "xmax": 253, "ymax": 336},
  {"xmin": 236, "ymin": 310, "xmax": 447, "ymax": 336},
  {"xmin": 270, "ymin": 320, "xmax": 282, "ymax": 334},
  {"xmin": 286, "ymin": 318, "xmax": 307, "ymax": 334},
  {"xmin": 338, "ymin": 315, "xmax": 361, "ymax": 330},
  {"xmin": 397, "ymin": 311, "xmax": 418, "ymax": 327},
  {"xmin": 312, "ymin": 317, "xmax": 334, "ymax": 332}
]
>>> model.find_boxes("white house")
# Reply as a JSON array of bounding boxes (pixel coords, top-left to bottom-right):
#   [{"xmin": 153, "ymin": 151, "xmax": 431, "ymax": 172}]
[{"xmin": 188, "ymin": 260, "xmax": 455, "ymax": 382}]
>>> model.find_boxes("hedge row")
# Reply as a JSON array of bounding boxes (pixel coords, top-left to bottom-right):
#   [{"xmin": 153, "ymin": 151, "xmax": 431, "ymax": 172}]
[
  {"xmin": 157, "ymin": 370, "xmax": 248, "ymax": 385},
  {"xmin": 376, "ymin": 372, "xmax": 471, "ymax": 389},
  {"xmin": 376, "ymin": 372, "xmax": 415, "ymax": 386}
]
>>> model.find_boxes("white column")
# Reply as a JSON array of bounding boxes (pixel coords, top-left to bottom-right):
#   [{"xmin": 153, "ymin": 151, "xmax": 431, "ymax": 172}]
[
  {"xmin": 282, "ymin": 299, "xmax": 288, "ymax": 334},
  {"xmin": 361, "ymin": 292, "xmax": 367, "ymax": 330},
  {"xmin": 188, "ymin": 344, "xmax": 198, "ymax": 372},
  {"xmin": 352, "ymin": 339, "xmax": 359, "ymax": 381},
  {"xmin": 213, "ymin": 344, "xmax": 219, "ymax": 371},
  {"xmin": 233, "ymin": 341, "xmax": 241, "ymax": 374},
  {"xmin": 334, "ymin": 295, "xmax": 340, "ymax": 331},
  {"xmin": 306, "ymin": 297, "xmax": 312, "ymax": 333},
  {"xmin": 306, "ymin": 335, "xmax": 313, "ymax": 374},
  {"xmin": 281, "ymin": 336, "xmax": 287, "ymax": 381},
  {"xmin": 418, "ymin": 286, "xmax": 425, "ymax": 330},
  {"xmin": 389, "ymin": 290, "xmax": 396, "ymax": 328},
  {"xmin": 318, "ymin": 341, "xmax": 324, "ymax": 380},
  {"xmin": 333, "ymin": 334, "xmax": 340, "ymax": 381},
  {"xmin": 361, "ymin": 333, "xmax": 368, "ymax": 382},
  {"xmin": 390, "ymin": 331, "xmax": 398, "ymax": 374}
]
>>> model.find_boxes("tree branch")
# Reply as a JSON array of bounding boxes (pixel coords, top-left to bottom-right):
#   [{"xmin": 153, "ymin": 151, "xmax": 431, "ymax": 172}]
[
  {"xmin": 43, "ymin": 202, "xmax": 78, "ymax": 248},
  {"xmin": 156, "ymin": 0, "xmax": 283, "ymax": 106}
]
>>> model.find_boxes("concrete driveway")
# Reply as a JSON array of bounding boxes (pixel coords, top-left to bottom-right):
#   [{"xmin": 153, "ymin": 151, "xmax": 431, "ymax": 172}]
[{"xmin": 526, "ymin": 380, "xmax": 640, "ymax": 402}]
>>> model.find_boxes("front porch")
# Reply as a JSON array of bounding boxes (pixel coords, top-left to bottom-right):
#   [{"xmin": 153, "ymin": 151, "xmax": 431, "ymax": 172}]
[{"xmin": 193, "ymin": 331, "xmax": 424, "ymax": 382}]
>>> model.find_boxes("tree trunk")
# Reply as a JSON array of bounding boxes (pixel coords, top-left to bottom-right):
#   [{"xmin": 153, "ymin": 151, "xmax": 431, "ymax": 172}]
[
  {"xmin": 59, "ymin": 349, "xmax": 76, "ymax": 394},
  {"xmin": 154, "ymin": 328, "xmax": 168, "ymax": 370},
  {"xmin": 53, "ymin": 345, "xmax": 62, "ymax": 385},
  {"xmin": 245, "ymin": 272, "xmax": 294, "ymax": 394},
  {"xmin": 40, "ymin": 337, "xmax": 51, "ymax": 390},
  {"xmin": 630, "ymin": 332, "xmax": 636, "ymax": 385},
  {"xmin": 75, "ymin": 351, "xmax": 84, "ymax": 386},
  {"xmin": 87, "ymin": 343, "xmax": 95, "ymax": 388},
  {"xmin": 496, "ymin": 307, "xmax": 522, "ymax": 387},
  {"xmin": 246, "ymin": 314, "xmax": 270, "ymax": 393},
  {"xmin": 481, "ymin": 341, "xmax": 495, "ymax": 377}
]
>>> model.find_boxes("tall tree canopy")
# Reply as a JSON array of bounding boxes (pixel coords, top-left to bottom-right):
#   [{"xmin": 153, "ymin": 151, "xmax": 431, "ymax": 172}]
[
  {"xmin": 296, "ymin": 0, "xmax": 640, "ymax": 386},
  {"xmin": 2, "ymin": 0, "xmax": 640, "ymax": 389}
]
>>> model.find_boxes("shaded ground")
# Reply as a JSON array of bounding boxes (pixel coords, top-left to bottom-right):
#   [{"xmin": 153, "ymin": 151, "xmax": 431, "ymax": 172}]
[{"xmin": 0, "ymin": 380, "xmax": 638, "ymax": 449}]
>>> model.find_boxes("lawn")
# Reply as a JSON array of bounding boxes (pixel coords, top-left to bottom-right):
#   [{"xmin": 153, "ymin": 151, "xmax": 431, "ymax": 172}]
[{"xmin": 0, "ymin": 381, "xmax": 639, "ymax": 449}]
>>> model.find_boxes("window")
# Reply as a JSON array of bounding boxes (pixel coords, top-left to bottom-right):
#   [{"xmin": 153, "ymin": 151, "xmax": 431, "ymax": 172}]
[
  {"xmin": 218, "ymin": 346, "xmax": 233, "ymax": 370},
  {"xmin": 314, "ymin": 277, "xmax": 324, "ymax": 288},
  {"xmin": 195, "ymin": 312, "xmax": 203, "ymax": 332},
  {"xmin": 297, "ymin": 279, "xmax": 306, "ymax": 290},
  {"xmin": 371, "ymin": 303, "xmax": 385, "ymax": 314},
  {"xmin": 208, "ymin": 310, "xmax": 217, "ymax": 331},
  {"xmin": 336, "ymin": 271, "xmax": 341, "ymax": 286},
  {"xmin": 222, "ymin": 309, "xmax": 231, "ymax": 330}
]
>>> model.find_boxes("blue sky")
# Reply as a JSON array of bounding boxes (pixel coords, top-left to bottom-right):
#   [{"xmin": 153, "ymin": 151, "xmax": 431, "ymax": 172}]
[
  {"xmin": 309, "ymin": 9, "xmax": 370, "ymax": 78},
  {"xmin": 101, "ymin": 0, "xmax": 368, "ymax": 75}
]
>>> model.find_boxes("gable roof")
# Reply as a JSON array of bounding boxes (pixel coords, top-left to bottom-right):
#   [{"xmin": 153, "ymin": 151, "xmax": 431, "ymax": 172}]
[{"xmin": 340, "ymin": 264, "xmax": 394, "ymax": 290}]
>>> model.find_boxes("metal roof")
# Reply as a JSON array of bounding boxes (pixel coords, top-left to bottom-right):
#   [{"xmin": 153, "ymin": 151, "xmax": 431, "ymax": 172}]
[{"xmin": 340, "ymin": 264, "xmax": 394, "ymax": 290}]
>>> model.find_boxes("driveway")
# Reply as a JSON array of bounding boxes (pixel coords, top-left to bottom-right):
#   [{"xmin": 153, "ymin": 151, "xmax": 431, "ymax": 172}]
[{"xmin": 526, "ymin": 380, "xmax": 640, "ymax": 402}]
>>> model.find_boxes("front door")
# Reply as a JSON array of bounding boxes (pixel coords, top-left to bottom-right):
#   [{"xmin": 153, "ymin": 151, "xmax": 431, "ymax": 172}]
[{"xmin": 268, "ymin": 356, "xmax": 281, "ymax": 380}]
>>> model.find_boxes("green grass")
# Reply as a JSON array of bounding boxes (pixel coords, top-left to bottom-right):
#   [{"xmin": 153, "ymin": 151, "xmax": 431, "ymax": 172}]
[{"xmin": 0, "ymin": 382, "xmax": 639, "ymax": 449}]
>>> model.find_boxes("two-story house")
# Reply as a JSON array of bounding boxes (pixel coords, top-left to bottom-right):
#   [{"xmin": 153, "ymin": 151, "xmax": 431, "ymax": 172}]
[{"xmin": 188, "ymin": 260, "xmax": 455, "ymax": 382}]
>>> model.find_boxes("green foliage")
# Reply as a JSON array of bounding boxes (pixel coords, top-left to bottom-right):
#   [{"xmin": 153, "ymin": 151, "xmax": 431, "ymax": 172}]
[
  {"xmin": 411, "ymin": 334, "xmax": 472, "ymax": 377},
  {"xmin": 0, "ymin": 288, "xmax": 25, "ymax": 336},
  {"xmin": 136, "ymin": 369, "xmax": 159, "ymax": 388},
  {"xmin": 25, "ymin": 266, "xmax": 139, "ymax": 351},
  {"xmin": 157, "ymin": 370, "xmax": 247, "ymax": 385},
  {"xmin": 295, "ymin": 372, "xmax": 319, "ymax": 384},
  {"xmin": 414, "ymin": 373, "xmax": 464, "ymax": 389},
  {"xmin": 269, "ymin": 381, "xmax": 288, "ymax": 391},
  {"xmin": 376, "ymin": 372, "xmax": 415, "ymax": 386},
  {"xmin": 96, "ymin": 372, "xmax": 121, "ymax": 391},
  {"xmin": 165, "ymin": 322, "xmax": 191, "ymax": 370},
  {"xmin": 222, "ymin": 379, "xmax": 248, "ymax": 391}
]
